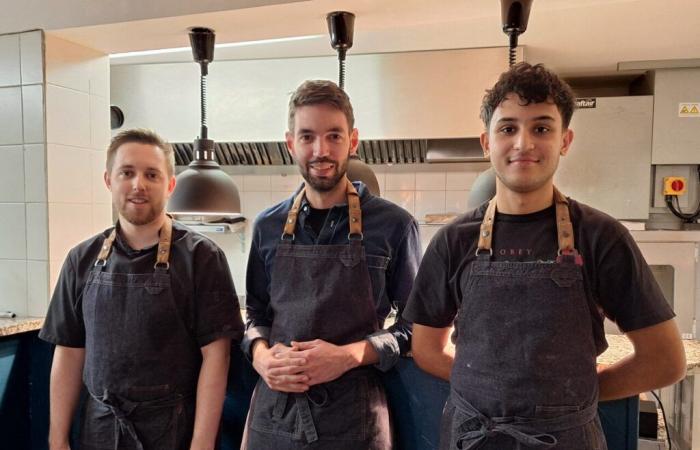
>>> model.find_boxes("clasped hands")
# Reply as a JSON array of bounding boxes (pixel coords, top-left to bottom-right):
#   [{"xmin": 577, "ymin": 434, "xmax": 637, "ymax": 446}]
[{"xmin": 252, "ymin": 339, "xmax": 357, "ymax": 393}]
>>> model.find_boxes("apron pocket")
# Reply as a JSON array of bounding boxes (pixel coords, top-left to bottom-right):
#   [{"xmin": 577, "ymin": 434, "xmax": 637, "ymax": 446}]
[
  {"xmin": 249, "ymin": 381, "xmax": 301, "ymax": 439},
  {"xmin": 312, "ymin": 375, "xmax": 369, "ymax": 441}
]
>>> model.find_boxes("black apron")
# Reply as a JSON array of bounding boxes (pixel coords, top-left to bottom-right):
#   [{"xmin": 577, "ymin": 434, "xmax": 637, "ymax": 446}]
[
  {"xmin": 80, "ymin": 217, "xmax": 200, "ymax": 450},
  {"xmin": 440, "ymin": 188, "xmax": 607, "ymax": 450},
  {"xmin": 242, "ymin": 181, "xmax": 392, "ymax": 450}
]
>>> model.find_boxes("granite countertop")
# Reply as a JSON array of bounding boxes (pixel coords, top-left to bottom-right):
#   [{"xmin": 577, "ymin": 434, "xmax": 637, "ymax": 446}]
[
  {"xmin": 0, "ymin": 317, "xmax": 44, "ymax": 337},
  {"xmin": 599, "ymin": 334, "xmax": 700, "ymax": 375}
]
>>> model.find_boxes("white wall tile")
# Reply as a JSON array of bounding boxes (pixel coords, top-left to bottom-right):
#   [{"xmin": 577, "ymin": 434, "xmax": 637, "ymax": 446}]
[
  {"xmin": 46, "ymin": 84, "xmax": 90, "ymax": 148},
  {"xmin": 0, "ymin": 203, "xmax": 27, "ymax": 259},
  {"xmin": 243, "ymin": 174, "xmax": 271, "ymax": 192},
  {"xmin": 415, "ymin": 191, "xmax": 446, "ymax": 222},
  {"xmin": 445, "ymin": 190, "xmax": 471, "ymax": 213},
  {"xmin": 26, "ymin": 203, "xmax": 48, "ymax": 260},
  {"xmin": 385, "ymin": 171, "xmax": 415, "ymax": 191},
  {"xmin": 20, "ymin": 31, "xmax": 43, "ymax": 85},
  {"xmin": 24, "ymin": 144, "xmax": 47, "ymax": 202},
  {"xmin": 22, "ymin": 84, "xmax": 44, "ymax": 144},
  {"xmin": 0, "ymin": 86, "xmax": 23, "ymax": 145},
  {"xmin": 90, "ymin": 94, "xmax": 110, "ymax": 149},
  {"xmin": 91, "ymin": 202, "xmax": 113, "ymax": 234},
  {"xmin": 446, "ymin": 170, "xmax": 482, "ymax": 190},
  {"xmin": 48, "ymin": 203, "xmax": 93, "ymax": 264},
  {"xmin": 49, "ymin": 259, "xmax": 62, "ymax": 295},
  {"xmin": 269, "ymin": 173, "xmax": 301, "ymax": 191},
  {"xmin": 88, "ymin": 55, "xmax": 109, "ymax": 97},
  {"xmin": 241, "ymin": 191, "xmax": 271, "ymax": 222},
  {"xmin": 47, "ymin": 144, "xmax": 92, "ymax": 203},
  {"xmin": 0, "ymin": 34, "xmax": 21, "ymax": 87},
  {"xmin": 45, "ymin": 35, "xmax": 93, "ymax": 93},
  {"xmin": 416, "ymin": 171, "xmax": 446, "ymax": 191},
  {"xmin": 0, "ymin": 145, "xmax": 25, "ymax": 202},
  {"xmin": 91, "ymin": 149, "xmax": 110, "ymax": 204},
  {"xmin": 384, "ymin": 191, "xmax": 415, "ymax": 216},
  {"xmin": 374, "ymin": 172, "xmax": 386, "ymax": 195},
  {"xmin": 27, "ymin": 260, "xmax": 49, "ymax": 316},
  {"xmin": 0, "ymin": 260, "xmax": 27, "ymax": 316}
]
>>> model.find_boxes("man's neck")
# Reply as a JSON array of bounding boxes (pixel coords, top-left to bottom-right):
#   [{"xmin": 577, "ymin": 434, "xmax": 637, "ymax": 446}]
[
  {"xmin": 118, "ymin": 214, "xmax": 166, "ymax": 250},
  {"xmin": 305, "ymin": 177, "xmax": 350, "ymax": 209},
  {"xmin": 495, "ymin": 182, "xmax": 555, "ymax": 215}
]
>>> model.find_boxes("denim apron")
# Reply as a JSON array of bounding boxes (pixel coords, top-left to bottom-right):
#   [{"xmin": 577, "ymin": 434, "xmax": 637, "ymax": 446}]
[
  {"xmin": 80, "ymin": 217, "xmax": 200, "ymax": 450},
  {"xmin": 439, "ymin": 188, "xmax": 607, "ymax": 450},
  {"xmin": 243, "ymin": 181, "xmax": 392, "ymax": 450}
]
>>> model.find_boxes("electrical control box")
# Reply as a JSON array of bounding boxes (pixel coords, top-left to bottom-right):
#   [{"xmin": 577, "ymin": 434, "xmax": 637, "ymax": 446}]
[{"xmin": 663, "ymin": 176, "xmax": 687, "ymax": 195}]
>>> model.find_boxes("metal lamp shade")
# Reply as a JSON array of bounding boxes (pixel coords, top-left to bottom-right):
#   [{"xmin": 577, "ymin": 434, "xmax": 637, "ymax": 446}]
[
  {"xmin": 168, "ymin": 165, "xmax": 241, "ymax": 216},
  {"xmin": 347, "ymin": 155, "xmax": 380, "ymax": 197},
  {"xmin": 467, "ymin": 167, "xmax": 497, "ymax": 209}
]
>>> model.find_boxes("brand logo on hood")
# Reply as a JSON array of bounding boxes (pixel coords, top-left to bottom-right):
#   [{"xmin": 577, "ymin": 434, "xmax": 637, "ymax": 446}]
[{"xmin": 576, "ymin": 98, "xmax": 596, "ymax": 109}]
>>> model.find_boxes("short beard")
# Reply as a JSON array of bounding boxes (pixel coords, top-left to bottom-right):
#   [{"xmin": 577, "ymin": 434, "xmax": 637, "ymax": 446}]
[
  {"xmin": 118, "ymin": 204, "xmax": 161, "ymax": 226},
  {"xmin": 300, "ymin": 157, "xmax": 348, "ymax": 192}
]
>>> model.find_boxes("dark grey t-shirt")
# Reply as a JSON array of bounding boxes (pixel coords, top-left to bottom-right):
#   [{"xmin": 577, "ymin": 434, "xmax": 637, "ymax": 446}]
[
  {"xmin": 403, "ymin": 199, "xmax": 675, "ymax": 354},
  {"xmin": 39, "ymin": 220, "xmax": 244, "ymax": 348}
]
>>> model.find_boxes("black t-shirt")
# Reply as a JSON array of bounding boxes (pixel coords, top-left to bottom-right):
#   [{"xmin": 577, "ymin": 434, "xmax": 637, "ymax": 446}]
[
  {"xmin": 306, "ymin": 207, "xmax": 331, "ymax": 237},
  {"xmin": 39, "ymin": 221, "xmax": 245, "ymax": 348},
  {"xmin": 403, "ymin": 199, "xmax": 675, "ymax": 354}
]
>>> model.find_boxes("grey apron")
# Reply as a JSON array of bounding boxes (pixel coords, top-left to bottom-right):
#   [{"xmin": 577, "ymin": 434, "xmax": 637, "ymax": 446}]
[
  {"xmin": 243, "ymin": 182, "xmax": 392, "ymax": 450},
  {"xmin": 440, "ymin": 188, "xmax": 607, "ymax": 450},
  {"xmin": 80, "ymin": 217, "xmax": 200, "ymax": 450}
]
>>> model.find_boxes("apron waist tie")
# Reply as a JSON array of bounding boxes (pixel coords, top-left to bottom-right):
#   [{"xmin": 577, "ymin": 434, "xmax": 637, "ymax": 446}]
[
  {"xmin": 89, "ymin": 389, "xmax": 190, "ymax": 450},
  {"xmin": 450, "ymin": 389, "xmax": 597, "ymax": 449}
]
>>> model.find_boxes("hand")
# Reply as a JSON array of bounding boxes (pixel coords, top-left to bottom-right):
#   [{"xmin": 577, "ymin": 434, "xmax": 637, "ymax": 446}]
[
  {"xmin": 291, "ymin": 339, "xmax": 356, "ymax": 386},
  {"xmin": 252, "ymin": 341, "xmax": 309, "ymax": 393},
  {"xmin": 48, "ymin": 439, "xmax": 71, "ymax": 450}
]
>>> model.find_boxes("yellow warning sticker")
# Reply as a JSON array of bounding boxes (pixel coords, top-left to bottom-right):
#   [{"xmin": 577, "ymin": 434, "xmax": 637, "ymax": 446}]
[{"xmin": 679, "ymin": 102, "xmax": 700, "ymax": 117}]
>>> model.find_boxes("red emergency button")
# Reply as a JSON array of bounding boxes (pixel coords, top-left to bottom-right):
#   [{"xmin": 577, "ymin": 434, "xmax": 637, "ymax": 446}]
[
  {"xmin": 663, "ymin": 176, "xmax": 687, "ymax": 196},
  {"xmin": 671, "ymin": 179, "xmax": 684, "ymax": 192}
]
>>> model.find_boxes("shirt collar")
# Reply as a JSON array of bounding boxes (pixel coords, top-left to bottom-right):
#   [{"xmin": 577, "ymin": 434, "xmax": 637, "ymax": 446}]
[{"xmin": 296, "ymin": 180, "xmax": 370, "ymax": 211}]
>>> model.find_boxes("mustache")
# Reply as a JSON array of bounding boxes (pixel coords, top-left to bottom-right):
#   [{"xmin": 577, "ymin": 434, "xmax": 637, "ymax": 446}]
[{"xmin": 307, "ymin": 157, "xmax": 338, "ymax": 165}]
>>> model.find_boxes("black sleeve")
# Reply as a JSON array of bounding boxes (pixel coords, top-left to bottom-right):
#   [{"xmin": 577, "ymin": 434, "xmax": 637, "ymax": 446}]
[
  {"xmin": 402, "ymin": 228, "xmax": 459, "ymax": 328},
  {"xmin": 38, "ymin": 253, "xmax": 86, "ymax": 347},
  {"xmin": 193, "ymin": 245, "xmax": 244, "ymax": 347},
  {"xmin": 595, "ymin": 229, "xmax": 675, "ymax": 332},
  {"xmin": 241, "ymin": 223, "xmax": 273, "ymax": 358}
]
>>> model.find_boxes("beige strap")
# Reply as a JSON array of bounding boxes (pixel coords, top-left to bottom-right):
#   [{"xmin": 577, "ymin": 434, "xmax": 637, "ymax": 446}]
[
  {"xmin": 475, "ymin": 186, "xmax": 576, "ymax": 255},
  {"xmin": 94, "ymin": 216, "xmax": 173, "ymax": 269},
  {"xmin": 282, "ymin": 179, "xmax": 363, "ymax": 239},
  {"xmin": 95, "ymin": 229, "xmax": 118, "ymax": 266}
]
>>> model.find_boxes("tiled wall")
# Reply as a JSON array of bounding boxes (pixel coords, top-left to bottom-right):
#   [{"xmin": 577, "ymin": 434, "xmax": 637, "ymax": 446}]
[
  {"xmin": 206, "ymin": 163, "xmax": 490, "ymax": 298},
  {"xmin": 0, "ymin": 30, "xmax": 110, "ymax": 317}
]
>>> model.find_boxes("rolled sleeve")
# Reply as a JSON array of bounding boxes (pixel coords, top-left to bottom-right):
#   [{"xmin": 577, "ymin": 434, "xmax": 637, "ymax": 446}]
[{"xmin": 366, "ymin": 329, "xmax": 400, "ymax": 372}]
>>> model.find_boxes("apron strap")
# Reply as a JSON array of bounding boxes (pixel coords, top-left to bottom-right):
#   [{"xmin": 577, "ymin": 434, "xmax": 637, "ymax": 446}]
[
  {"xmin": 281, "ymin": 180, "xmax": 363, "ymax": 242},
  {"xmin": 475, "ymin": 186, "xmax": 578, "ymax": 257},
  {"xmin": 94, "ymin": 216, "xmax": 174, "ymax": 271}
]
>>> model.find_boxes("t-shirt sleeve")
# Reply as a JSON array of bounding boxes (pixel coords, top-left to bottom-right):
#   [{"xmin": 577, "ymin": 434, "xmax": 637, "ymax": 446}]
[
  {"xmin": 38, "ymin": 254, "xmax": 86, "ymax": 347},
  {"xmin": 193, "ymin": 246, "xmax": 244, "ymax": 347},
  {"xmin": 402, "ymin": 229, "xmax": 459, "ymax": 327},
  {"xmin": 595, "ymin": 228, "xmax": 675, "ymax": 332}
]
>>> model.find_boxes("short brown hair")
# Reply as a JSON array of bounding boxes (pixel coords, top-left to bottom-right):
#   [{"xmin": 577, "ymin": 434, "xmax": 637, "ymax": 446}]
[
  {"xmin": 106, "ymin": 128, "xmax": 175, "ymax": 176},
  {"xmin": 287, "ymin": 80, "xmax": 355, "ymax": 131},
  {"xmin": 480, "ymin": 63, "xmax": 576, "ymax": 129}
]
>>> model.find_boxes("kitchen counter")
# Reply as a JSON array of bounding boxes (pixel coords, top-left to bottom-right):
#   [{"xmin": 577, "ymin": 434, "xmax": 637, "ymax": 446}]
[
  {"xmin": 600, "ymin": 334, "xmax": 700, "ymax": 375},
  {"xmin": 0, "ymin": 316, "xmax": 44, "ymax": 337}
]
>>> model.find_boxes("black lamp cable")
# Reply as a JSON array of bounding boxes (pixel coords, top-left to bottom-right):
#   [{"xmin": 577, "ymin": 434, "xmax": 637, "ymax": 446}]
[{"xmin": 200, "ymin": 73, "xmax": 208, "ymax": 139}]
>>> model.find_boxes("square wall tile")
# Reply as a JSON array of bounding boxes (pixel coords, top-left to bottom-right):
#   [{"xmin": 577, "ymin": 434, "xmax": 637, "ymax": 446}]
[
  {"xmin": 46, "ymin": 84, "xmax": 90, "ymax": 148},
  {"xmin": 0, "ymin": 145, "xmax": 25, "ymax": 202},
  {"xmin": 49, "ymin": 259, "xmax": 63, "ymax": 295},
  {"xmin": 446, "ymin": 190, "xmax": 471, "ymax": 214},
  {"xmin": 91, "ymin": 202, "xmax": 113, "ymax": 235},
  {"xmin": 26, "ymin": 203, "xmax": 48, "ymax": 260},
  {"xmin": 88, "ymin": 55, "xmax": 109, "ymax": 97},
  {"xmin": 269, "ymin": 173, "xmax": 301, "ymax": 191},
  {"xmin": 242, "ymin": 191, "xmax": 271, "ymax": 222},
  {"xmin": 385, "ymin": 171, "xmax": 415, "ymax": 191},
  {"xmin": 384, "ymin": 191, "xmax": 415, "ymax": 216},
  {"xmin": 0, "ymin": 34, "xmax": 21, "ymax": 87},
  {"xmin": 45, "ymin": 35, "xmax": 96, "ymax": 93},
  {"xmin": 91, "ymin": 150, "xmax": 110, "ymax": 204},
  {"xmin": 243, "ymin": 174, "xmax": 271, "ymax": 192},
  {"xmin": 415, "ymin": 191, "xmax": 446, "ymax": 222},
  {"xmin": 22, "ymin": 84, "xmax": 44, "ymax": 143},
  {"xmin": 0, "ymin": 203, "xmax": 27, "ymax": 259},
  {"xmin": 24, "ymin": 144, "xmax": 47, "ymax": 202},
  {"xmin": 0, "ymin": 87, "xmax": 23, "ymax": 145},
  {"xmin": 416, "ymin": 171, "xmax": 446, "ymax": 191},
  {"xmin": 27, "ymin": 260, "xmax": 49, "ymax": 316},
  {"xmin": 89, "ymin": 94, "xmax": 110, "ymax": 149},
  {"xmin": 48, "ymin": 203, "xmax": 93, "ymax": 264},
  {"xmin": 47, "ymin": 144, "xmax": 92, "ymax": 203},
  {"xmin": 0, "ymin": 260, "xmax": 27, "ymax": 316},
  {"xmin": 446, "ymin": 170, "xmax": 482, "ymax": 190},
  {"xmin": 20, "ymin": 31, "xmax": 43, "ymax": 85}
]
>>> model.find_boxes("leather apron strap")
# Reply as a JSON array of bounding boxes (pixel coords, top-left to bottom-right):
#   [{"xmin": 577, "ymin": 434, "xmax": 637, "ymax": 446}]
[
  {"xmin": 95, "ymin": 216, "xmax": 173, "ymax": 269},
  {"xmin": 476, "ymin": 186, "xmax": 578, "ymax": 257},
  {"xmin": 282, "ymin": 180, "xmax": 362, "ymax": 240}
]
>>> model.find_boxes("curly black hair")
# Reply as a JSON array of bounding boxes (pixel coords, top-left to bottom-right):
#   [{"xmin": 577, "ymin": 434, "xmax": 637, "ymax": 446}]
[{"xmin": 480, "ymin": 63, "xmax": 576, "ymax": 129}]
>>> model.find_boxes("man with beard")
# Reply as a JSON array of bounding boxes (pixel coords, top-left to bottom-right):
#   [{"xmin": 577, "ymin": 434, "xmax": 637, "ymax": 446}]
[
  {"xmin": 241, "ymin": 80, "xmax": 421, "ymax": 449},
  {"xmin": 40, "ymin": 129, "xmax": 244, "ymax": 450}
]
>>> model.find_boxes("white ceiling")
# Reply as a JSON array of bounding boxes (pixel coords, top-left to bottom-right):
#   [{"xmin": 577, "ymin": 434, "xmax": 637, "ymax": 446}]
[{"xmin": 41, "ymin": 0, "xmax": 700, "ymax": 77}]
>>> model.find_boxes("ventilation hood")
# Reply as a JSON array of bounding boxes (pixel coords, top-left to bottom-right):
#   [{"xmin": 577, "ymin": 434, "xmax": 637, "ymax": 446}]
[{"xmin": 172, "ymin": 138, "xmax": 486, "ymax": 166}]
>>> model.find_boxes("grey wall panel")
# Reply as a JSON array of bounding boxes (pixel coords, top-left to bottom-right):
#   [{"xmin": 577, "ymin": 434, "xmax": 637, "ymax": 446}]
[{"xmin": 555, "ymin": 96, "xmax": 653, "ymax": 220}]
